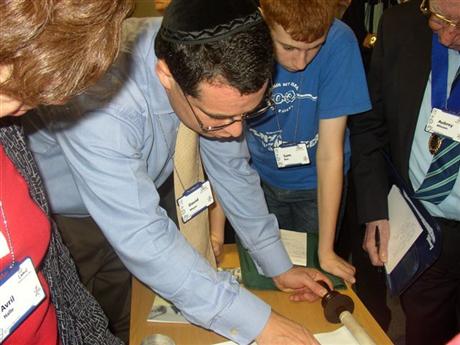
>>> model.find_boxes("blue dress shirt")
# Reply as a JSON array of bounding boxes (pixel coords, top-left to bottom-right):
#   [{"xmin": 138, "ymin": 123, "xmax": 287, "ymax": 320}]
[
  {"xmin": 23, "ymin": 17, "xmax": 292, "ymax": 344},
  {"xmin": 409, "ymin": 48, "xmax": 460, "ymax": 221}
]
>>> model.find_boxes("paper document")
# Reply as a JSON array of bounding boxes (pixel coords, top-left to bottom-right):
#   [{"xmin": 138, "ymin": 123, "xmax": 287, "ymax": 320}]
[
  {"xmin": 213, "ymin": 341, "xmax": 255, "ymax": 345},
  {"xmin": 213, "ymin": 326, "xmax": 359, "ymax": 345},
  {"xmin": 280, "ymin": 229, "xmax": 307, "ymax": 266},
  {"xmin": 314, "ymin": 326, "xmax": 360, "ymax": 345},
  {"xmin": 147, "ymin": 295, "xmax": 188, "ymax": 324},
  {"xmin": 385, "ymin": 185, "xmax": 424, "ymax": 273}
]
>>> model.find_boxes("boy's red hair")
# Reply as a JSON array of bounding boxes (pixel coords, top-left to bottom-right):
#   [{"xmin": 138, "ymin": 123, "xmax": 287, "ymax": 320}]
[{"xmin": 261, "ymin": 0, "xmax": 336, "ymax": 43}]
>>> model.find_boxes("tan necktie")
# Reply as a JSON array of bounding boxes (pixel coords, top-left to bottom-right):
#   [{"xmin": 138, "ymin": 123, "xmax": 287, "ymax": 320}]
[{"xmin": 174, "ymin": 123, "xmax": 216, "ymax": 268}]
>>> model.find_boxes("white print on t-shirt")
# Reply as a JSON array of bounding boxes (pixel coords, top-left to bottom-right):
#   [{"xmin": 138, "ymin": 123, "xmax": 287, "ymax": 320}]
[
  {"xmin": 248, "ymin": 79, "xmax": 319, "ymax": 152},
  {"xmin": 272, "ymin": 81, "xmax": 318, "ymax": 114},
  {"xmin": 272, "ymin": 91, "xmax": 318, "ymax": 114},
  {"xmin": 248, "ymin": 128, "xmax": 319, "ymax": 153},
  {"xmin": 0, "ymin": 232, "xmax": 10, "ymax": 259}
]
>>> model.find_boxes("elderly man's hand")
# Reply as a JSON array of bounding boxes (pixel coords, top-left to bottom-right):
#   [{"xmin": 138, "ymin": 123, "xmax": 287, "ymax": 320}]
[{"xmin": 363, "ymin": 219, "xmax": 390, "ymax": 266}]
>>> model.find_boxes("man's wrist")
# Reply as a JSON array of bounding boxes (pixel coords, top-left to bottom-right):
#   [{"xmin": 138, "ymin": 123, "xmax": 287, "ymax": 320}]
[
  {"xmin": 210, "ymin": 287, "xmax": 271, "ymax": 344},
  {"xmin": 250, "ymin": 238, "xmax": 292, "ymax": 277}
]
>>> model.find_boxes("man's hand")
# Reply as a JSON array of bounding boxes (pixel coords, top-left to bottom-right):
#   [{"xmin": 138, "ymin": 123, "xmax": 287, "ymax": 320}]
[
  {"xmin": 319, "ymin": 251, "xmax": 356, "ymax": 284},
  {"xmin": 256, "ymin": 311, "xmax": 320, "ymax": 345},
  {"xmin": 363, "ymin": 219, "xmax": 390, "ymax": 266},
  {"xmin": 272, "ymin": 267, "xmax": 331, "ymax": 302}
]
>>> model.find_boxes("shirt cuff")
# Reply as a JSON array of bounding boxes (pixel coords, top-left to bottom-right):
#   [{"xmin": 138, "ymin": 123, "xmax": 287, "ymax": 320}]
[
  {"xmin": 211, "ymin": 287, "xmax": 271, "ymax": 344},
  {"xmin": 249, "ymin": 238, "xmax": 292, "ymax": 277}
]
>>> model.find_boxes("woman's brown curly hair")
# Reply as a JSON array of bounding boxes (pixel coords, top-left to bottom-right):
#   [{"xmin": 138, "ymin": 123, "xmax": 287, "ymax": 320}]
[{"xmin": 0, "ymin": 0, "xmax": 133, "ymax": 107}]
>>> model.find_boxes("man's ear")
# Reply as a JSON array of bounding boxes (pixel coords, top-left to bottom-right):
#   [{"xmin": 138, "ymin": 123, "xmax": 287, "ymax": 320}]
[
  {"xmin": 156, "ymin": 59, "xmax": 174, "ymax": 90},
  {"xmin": 258, "ymin": 6, "xmax": 264, "ymax": 20}
]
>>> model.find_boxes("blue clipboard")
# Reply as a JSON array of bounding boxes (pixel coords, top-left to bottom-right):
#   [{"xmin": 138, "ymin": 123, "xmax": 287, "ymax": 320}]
[{"xmin": 383, "ymin": 152, "xmax": 442, "ymax": 296}]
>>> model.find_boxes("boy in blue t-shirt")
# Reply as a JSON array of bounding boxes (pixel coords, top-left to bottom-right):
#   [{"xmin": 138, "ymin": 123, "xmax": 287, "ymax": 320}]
[{"xmin": 244, "ymin": 0, "xmax": 371, "ymax": 284}]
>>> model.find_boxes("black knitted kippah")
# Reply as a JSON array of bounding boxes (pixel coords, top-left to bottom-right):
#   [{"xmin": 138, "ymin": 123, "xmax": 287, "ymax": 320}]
[{"xmin": 160, "ymin": 0, "xmax": 262, "ymax": 44}]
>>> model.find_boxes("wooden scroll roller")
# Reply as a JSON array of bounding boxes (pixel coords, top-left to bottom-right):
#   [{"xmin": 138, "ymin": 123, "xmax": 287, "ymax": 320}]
[{"xmin": 320, "ymin": 282, "xmax": 377, "ymax": 345}]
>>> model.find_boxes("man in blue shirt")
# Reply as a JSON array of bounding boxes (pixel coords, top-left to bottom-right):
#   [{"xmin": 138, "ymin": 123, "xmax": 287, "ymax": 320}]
[
  {"xmin": 245, "ymin": 0, "xmax": 371, "ymax": 284},
  {"xmin": 23, "ymin": 0, "xmax": 331, "ymax": 344}
]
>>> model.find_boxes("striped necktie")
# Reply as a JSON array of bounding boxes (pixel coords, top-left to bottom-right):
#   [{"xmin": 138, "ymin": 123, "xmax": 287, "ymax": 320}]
[
  {"xmin": 414, "ymin": 65, "xmax": 460, "ymax": 204},
  {"xmin": 173, "ymin": 123, "xmax": 216, "ymax": 267}
]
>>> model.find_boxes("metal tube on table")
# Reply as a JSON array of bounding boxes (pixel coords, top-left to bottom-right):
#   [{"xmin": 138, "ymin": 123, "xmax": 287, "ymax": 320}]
[
  {"xmin": 320, "ymin": 281, "xmax": 377, "ymax": 345},
  {"xmin": 339, "ymin": 310, "xmax": 376, "ymax": 345}
]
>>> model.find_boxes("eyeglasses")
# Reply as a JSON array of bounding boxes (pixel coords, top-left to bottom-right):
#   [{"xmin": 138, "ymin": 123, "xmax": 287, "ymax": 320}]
[
  {"xmin": 420, "ymin": 0, "xmax": 460, "ymax": 29},
  {"xmin": 181, "ymin": 82, "xmax": 274, "ymax": 132}
]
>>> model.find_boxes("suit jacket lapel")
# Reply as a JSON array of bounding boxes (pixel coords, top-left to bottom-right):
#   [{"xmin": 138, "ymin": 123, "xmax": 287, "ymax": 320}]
[{"xmin": 396, "ymin": 17, "xmax": 432, "ymax": 183}]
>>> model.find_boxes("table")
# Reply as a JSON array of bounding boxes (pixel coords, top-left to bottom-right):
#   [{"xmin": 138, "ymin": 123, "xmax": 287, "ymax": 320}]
[{"xmin": 130, "ymin": 244, "xmax": 393, "ymax": 345}]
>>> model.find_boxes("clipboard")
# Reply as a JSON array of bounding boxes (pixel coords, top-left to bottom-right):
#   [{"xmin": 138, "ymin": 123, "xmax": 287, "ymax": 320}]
[{"xmin": 383, "ymin": 152, "xmax": 442, "ymax": 296}]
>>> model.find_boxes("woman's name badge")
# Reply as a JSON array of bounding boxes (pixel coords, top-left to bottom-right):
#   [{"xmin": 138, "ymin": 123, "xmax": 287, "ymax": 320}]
[
  {"xmin": 177, "ymin": 180, "xmax": 214, "ymax": 223},
  {"xmin": 274, "ymin": 143, "xmax": 310, "ymax": 168},
  {"xmin": 0, "ymin": 258, "xmax": 45, "ymax": 342},
  {"xmin": 425, "ymin": 108, "xmax": 460, "ymax": 143}
]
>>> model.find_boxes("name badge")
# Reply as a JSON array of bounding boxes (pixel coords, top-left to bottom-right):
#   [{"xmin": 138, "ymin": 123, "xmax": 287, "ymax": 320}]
[
  {"xmin": 0, "ymin": 258, "xmax": 45, "ymax": 343},
  {"xmin": 177, "ymin": 180, "xmax": 214, "ymax": 223},
  {"xmin": 425, "ymin": 108, "xmax": 460, "ymax": 142},
  {"xmin": 274, "ymin": 143, "xmax": 310, "ymax": 168}
]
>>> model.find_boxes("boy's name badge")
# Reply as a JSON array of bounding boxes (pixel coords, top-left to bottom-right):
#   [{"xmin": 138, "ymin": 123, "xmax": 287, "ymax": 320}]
[
  {"xmin": 274, "ymin": 143, "xmax": 310, "ymax": 168},
  {"xmin": 177, "ymin": 180, "xmax": 214, "ymax": 223},
  {"xmin": 0, "ymin": 258, "xmax": 45, "ymax": 343},
  {"xmin": 425, "ymin": 108, "xmax": 460, "ymax": 143}
]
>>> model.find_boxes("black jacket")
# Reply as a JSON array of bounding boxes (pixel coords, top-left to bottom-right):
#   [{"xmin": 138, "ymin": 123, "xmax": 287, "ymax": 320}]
[{"xmin": 350, "ymin": 0, "xmax": 432, "ymax": 224}]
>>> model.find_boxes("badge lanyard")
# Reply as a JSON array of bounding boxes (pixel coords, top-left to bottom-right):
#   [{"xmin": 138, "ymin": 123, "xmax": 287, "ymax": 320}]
[
  {"xmin": 428, "ymin": 34, "xmax": 460, "ymax": 154},
  {"xmin": 272, "ymin": 73, "xmax": 310, "ymax": 168},
  {"xmin": 157, "ymin": 117, "xmax": 200, "ymax": 191},
  {"xmin": 158, "ymin": 119, "xmax": 214, "ymax": 223},
  {"xmin": 172, "ymin": 141, "xmax": 200, "ymax": 194},
  {"xmin": 0, "ymin": 150, "xmax": 46, "ymax": 343},
  {"xmin": 0, "ymin": 202, "xmax": 15, "ymax": 273},
  {"xmin": 274, "ymin": 72, "xmax": 305, "ymax": 144},
  {"xmin": 0, "ymin": 152, "xmax": 16, "ymax": 275}
]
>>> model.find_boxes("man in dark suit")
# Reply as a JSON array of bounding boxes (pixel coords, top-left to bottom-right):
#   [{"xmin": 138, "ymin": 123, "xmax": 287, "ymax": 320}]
[{"xmin": 350, "ymin": 0, "xmax": 460, "ymax": 344}]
